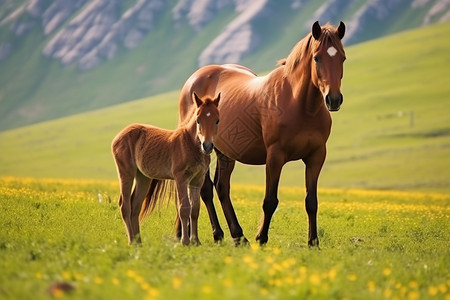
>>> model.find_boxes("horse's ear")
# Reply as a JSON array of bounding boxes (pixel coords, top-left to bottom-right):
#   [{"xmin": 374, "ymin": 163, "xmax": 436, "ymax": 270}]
[
  {"xmin": 337, "ymin": 21, "xmax": 345, "ymax": 40},
  {"xmin": 193, "ymin": 92, "xmax": 203, "ymax": 107},
  {"xmin": 213, "ymin": 93, "xmax": 221, "ymax": 107},
  {"xmin": 312, "ymin": 21, "xmax": 321, "ymax": 40}
]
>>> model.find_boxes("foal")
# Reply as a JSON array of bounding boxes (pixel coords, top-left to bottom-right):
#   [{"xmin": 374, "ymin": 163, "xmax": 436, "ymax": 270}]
[{"xmin": 112, "ymin": 93, "xmax": 220, "ymax": 245}]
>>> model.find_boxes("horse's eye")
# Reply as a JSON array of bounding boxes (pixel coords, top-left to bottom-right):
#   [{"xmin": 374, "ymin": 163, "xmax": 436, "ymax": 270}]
[
  {"xmin": 216, "ymin": 120, "xmax": 220, "ymax": 125},
  {"xmin": 343, "ymin": 57, "xmax": 346, "ymax": 62},
  {"xmin": 196, "ymin": 119, "xmax": 200, "ymax": 125},
  {"xmin": 313, "ymin": 56, "xmax": 319, "ymax": 63}
]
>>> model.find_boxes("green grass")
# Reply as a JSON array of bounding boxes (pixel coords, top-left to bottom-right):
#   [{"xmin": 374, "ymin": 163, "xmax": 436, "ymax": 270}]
[
  {"xmin": 0, "ymin": 177, "xmax": 449, "ymax": 299},
  {"xmin": 1, "ymin": 22, "xmax": 450, "ymax": 192}
]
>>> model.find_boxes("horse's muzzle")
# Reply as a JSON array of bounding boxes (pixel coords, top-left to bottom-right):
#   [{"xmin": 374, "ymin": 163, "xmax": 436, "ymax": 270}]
[
  {"xmin": 326, "ymin": 94, "xmax": 343, "ymax": 112},
  {"xmin": 202, "ymin": 142, "xmax": 214, "ymax": 154}
]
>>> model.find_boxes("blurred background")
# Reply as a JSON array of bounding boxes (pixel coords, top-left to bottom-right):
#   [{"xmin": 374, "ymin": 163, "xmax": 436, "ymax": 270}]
[{"xmin": 0, "ymin": 0, "xmax": 449, "ymax": 192}]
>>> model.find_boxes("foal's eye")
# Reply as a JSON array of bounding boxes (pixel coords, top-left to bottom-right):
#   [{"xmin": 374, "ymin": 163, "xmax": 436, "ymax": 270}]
[
  {"xmin": 313, "ymin": 56, "xmax": 319, "ymax": 63},
  {"xmin": 196, "ymin": 119, "xmax": 200, "ymax": 125}
]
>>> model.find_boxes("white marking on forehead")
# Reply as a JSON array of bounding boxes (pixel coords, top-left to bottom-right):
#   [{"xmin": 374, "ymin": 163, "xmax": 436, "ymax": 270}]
[
  {"xmin": 327, "ymin": 46, "xmax": 337, "ymax": 57},
  {"xmin": 206, "ymin": 112, "xmax": 211, "ymax": 117}
]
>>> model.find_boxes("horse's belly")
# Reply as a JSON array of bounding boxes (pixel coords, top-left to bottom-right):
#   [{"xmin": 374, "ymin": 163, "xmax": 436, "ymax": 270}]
[{"xmin": 214, "ymin": 119, "xmax": 266, "ymax": 165}]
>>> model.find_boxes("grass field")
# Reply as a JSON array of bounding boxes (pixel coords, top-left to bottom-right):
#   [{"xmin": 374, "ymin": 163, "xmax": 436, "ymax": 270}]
[
  {"xmin": 1, "ymin": 22, "xmax": 450, "ymax": 300},
  {"xmin": 0, "ymin": 177, "xmax": 449, "ymax": 300}
]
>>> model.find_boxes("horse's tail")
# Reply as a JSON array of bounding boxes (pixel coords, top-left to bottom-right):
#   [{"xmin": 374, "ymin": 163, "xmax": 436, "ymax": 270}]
[{"xmin": 139, "ymin": 179, "xmax": 177, "ymax": 222}]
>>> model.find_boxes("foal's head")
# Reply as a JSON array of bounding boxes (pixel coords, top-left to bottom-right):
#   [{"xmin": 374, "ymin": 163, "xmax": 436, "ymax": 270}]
[
  {"xmin": 193, "ymin": 92, "xmax": 220, "ymax": 154},
  {"xmin": 310, "ymin": 21, "xmax": 346, "ymax": 111}
]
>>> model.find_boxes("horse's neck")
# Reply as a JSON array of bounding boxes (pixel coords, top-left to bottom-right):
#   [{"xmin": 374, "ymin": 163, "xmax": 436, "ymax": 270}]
[{"xmin": 287, "ymin": 64, "xmax": 323, "ymax": 116}]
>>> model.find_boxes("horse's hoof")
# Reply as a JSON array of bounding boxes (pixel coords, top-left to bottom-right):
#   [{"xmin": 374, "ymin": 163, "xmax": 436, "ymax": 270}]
[
  {"xmin": 308, "ymin": 238, "xmax": 320, "ymax": 248},
  {"xmin": 255, "ymin": 234, "xmax": 268, "ymax": 245},
  {"xmin": 213, "ymin": 230, "xmax": 224, "ymax": 243},
  {"xmin": 233, "ymin": 236, "xmax": 249, "ymax": 247}
]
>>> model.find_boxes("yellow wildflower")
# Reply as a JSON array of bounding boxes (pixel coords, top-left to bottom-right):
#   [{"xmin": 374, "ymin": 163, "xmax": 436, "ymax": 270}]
[
  {"xmin": 428, "ymin": 286, "xmax": 438, "ymax": 296},
  {"xmin": 202, "ymin": 285, "xmax": 212, "ymax": 294},
  {"xmin": 224, "ymin": 256, "xmax": 233, "ymax": 264},
  {"xmin": 347, "ymin": 274, "xmax": 357, "ymax": 281},
  {"xmin": 172, "ymin": 277, "xmax": 182, "ymax": 289}
]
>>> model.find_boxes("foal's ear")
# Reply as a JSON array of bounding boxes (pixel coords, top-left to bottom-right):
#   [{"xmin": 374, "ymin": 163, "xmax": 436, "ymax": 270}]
[
  {"xmin": 312, "ymin": 21, "xmax": 321, "ymax": 40},
  {"xmin": 337, "ymin": 21, "xmax": 345, "ymax": 40},
  {"xmin": 193, "ymin": 92, "xmax": 203, "ymax": 107},
  {"xmin": 213, "ymin": 93, "xmax": 221, "ymax": 107}
]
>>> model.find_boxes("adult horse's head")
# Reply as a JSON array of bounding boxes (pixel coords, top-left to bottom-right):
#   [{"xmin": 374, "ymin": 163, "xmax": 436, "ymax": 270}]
[
  {"xmin": 193, "ymin": 92, "xmax": 220, "ymax": 154},
  {"xmin": 285, "ymin": 21, "xmax": 346, "ymax": 112},
  {"xmin": 310, "ymin": 21, "xmax": 346, "ymax": 111}
]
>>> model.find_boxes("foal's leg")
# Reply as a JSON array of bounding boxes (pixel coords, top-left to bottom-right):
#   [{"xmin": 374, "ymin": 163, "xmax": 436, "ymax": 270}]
[
  {"xmin": 188, "ymin": 183, "xmax": 202, "ymax": 245},
  {"xmin": 303, "ymin": 147, "xmax": 326, "ymax": 247},
  {"xmin": 214, "ymin": 151, "xmax": 247, "ymax": 246},
  {"xmin": 201, "ymin": 169, "xmax": 224, "ymax": 242},
  {"xmin": 175, "ymin": 178, "xmax": 190, "ymax": 245},
  {"xmin": 255, "ymin": 147, "xmax": 284, "ymax": 245},
  {"xmin": 113, "ymin": 152, "xmax": 137, "ymax": 245},
  {"xmin": 119, "ymin": 177, "xmax": 135, "ymax": 245},
  {"xmin": 129, "ymin": 171, "xmax": 151, "ymax": 244},
  {"xmin": 175, "ymin": 169, "xmax": 224, "ymax": 243}
]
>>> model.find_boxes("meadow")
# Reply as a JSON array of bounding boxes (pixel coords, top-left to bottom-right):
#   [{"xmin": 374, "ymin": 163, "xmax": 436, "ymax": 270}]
[
  {"xmin": 1, "ymin": 22, "xmax": 450, "ymax": 300},
  {"xmin": 0, "ymin": 177, "xmax": 449, "ymax": 300}
]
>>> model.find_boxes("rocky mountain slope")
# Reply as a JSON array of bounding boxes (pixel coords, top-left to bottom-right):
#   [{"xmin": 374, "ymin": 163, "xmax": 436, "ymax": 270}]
[{"xmin": 0, "ymin": 0, "xmax": 449, "ymax": 130}]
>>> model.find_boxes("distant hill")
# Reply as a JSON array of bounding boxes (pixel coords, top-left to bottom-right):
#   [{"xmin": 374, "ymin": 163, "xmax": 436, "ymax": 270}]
[
  {"xmin": 0, "ymin": 0, "xmax": 449, "ymax": 131},
  {"xmin": 1, "ymin": 22, "xmax": 449, "ymax": 192}
]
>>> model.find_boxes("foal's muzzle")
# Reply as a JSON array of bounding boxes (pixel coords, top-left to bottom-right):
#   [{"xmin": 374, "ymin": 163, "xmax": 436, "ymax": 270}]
[
  {"xmin": 202, "ymin": 141, "xmax": 214, "ymax": 154},
  {"xmin": 326, "ymin": 94, "xmax": 343, "ymax": 112}
]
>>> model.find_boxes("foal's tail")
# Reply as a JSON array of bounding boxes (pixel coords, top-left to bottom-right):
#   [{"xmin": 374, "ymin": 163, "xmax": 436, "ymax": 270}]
[{"xmin": 139, "ymin": 179, "xmax": 177, "ymax": 222}]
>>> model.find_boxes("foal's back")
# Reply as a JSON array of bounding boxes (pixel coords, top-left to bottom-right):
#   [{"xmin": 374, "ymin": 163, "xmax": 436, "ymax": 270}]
[{"xmin": 112, "ymin": 123, "xmax": 182, "ymax": 180}]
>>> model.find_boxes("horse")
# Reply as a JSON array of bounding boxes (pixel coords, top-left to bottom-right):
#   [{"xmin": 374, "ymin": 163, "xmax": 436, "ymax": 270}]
[
  {"xmin": 177, "ymin": 21, "xmax": 346, "ymax": 247},
  {"xmin": 111, "ymin": 93, "xmax": 220, "ymax": 246}
]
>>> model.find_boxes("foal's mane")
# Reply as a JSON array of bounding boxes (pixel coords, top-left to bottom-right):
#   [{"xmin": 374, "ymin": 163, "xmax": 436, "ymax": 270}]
[{"xmin": 282, "ymin": 24, "xmax": 344, "ymax": 76}]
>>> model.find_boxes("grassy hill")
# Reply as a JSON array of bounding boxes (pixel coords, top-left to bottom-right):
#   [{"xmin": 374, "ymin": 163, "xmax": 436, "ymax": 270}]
[
  {"xmin": 0, "ymin": 0, "xmax": 447, "ymax": 131},
  {"xmin": 1, "ymin": 22, "xmax": 450, "ymax": 192}
]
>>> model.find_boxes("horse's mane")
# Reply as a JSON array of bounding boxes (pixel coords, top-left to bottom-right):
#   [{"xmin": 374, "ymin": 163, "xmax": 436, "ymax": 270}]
[{"xmin": 282, "ymin": 24, "xmax": 343, "ymax": 76}]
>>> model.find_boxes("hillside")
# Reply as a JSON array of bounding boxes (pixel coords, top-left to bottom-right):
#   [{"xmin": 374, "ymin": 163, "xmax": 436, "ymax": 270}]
[
  {"xmin": 0, "ymin": 22, "xmax": 449, "ymax": 192},
  {"xmin": 0, "ymin": 0, "xmax": 449, "ymax": 131}
]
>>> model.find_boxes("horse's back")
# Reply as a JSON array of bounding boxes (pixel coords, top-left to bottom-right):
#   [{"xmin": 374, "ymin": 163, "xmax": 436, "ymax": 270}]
[{"xmin": 179, "ymin": 64, "xmax": 258, "ymax": 123}]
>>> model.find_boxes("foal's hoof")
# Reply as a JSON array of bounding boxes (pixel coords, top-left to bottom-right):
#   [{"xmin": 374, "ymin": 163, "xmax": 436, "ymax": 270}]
[
  {"xmin": 190, "ymin": 238, "xmax": 202, "ymax": 246},
  {"xmin": 233, "ymin": 236, "xmax": 249, "ymax": 247}
]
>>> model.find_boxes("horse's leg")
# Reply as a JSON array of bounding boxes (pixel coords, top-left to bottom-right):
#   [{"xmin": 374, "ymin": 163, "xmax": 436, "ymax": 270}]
[
  {"xmin": 174, "ymin": 177, "xmax": 190, "ymax": 246},
  {"xmin": 188, "ymin": 184, "xmax": 202, "ymax": 245},
  {"xmin": 255, "ymin": 147, "xmax": 285, "ymax": 245},
  {"xmin": 214, "ymin": 150, "xmax": 247, "ymax": 246},
  {"xmin": 303, "ymin": 147, "xmax": 326, "ymax": 248},
  {"xmin": 129, "ymin": 171, "xmax": 151, "ymax": 244},
  {"xmin": 201, "ymin": 169, "xmax": 224, "ymax": 242}
]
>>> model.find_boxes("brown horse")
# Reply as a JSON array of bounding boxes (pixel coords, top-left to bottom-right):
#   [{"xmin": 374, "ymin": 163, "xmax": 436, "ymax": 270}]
[
  {"xmin": 177, "ymin": 21, "xmax": 346, "ymax": 247},
  {"xmin": 112, "ymin": 93, "xmax": 220, "ymax": 245}
]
